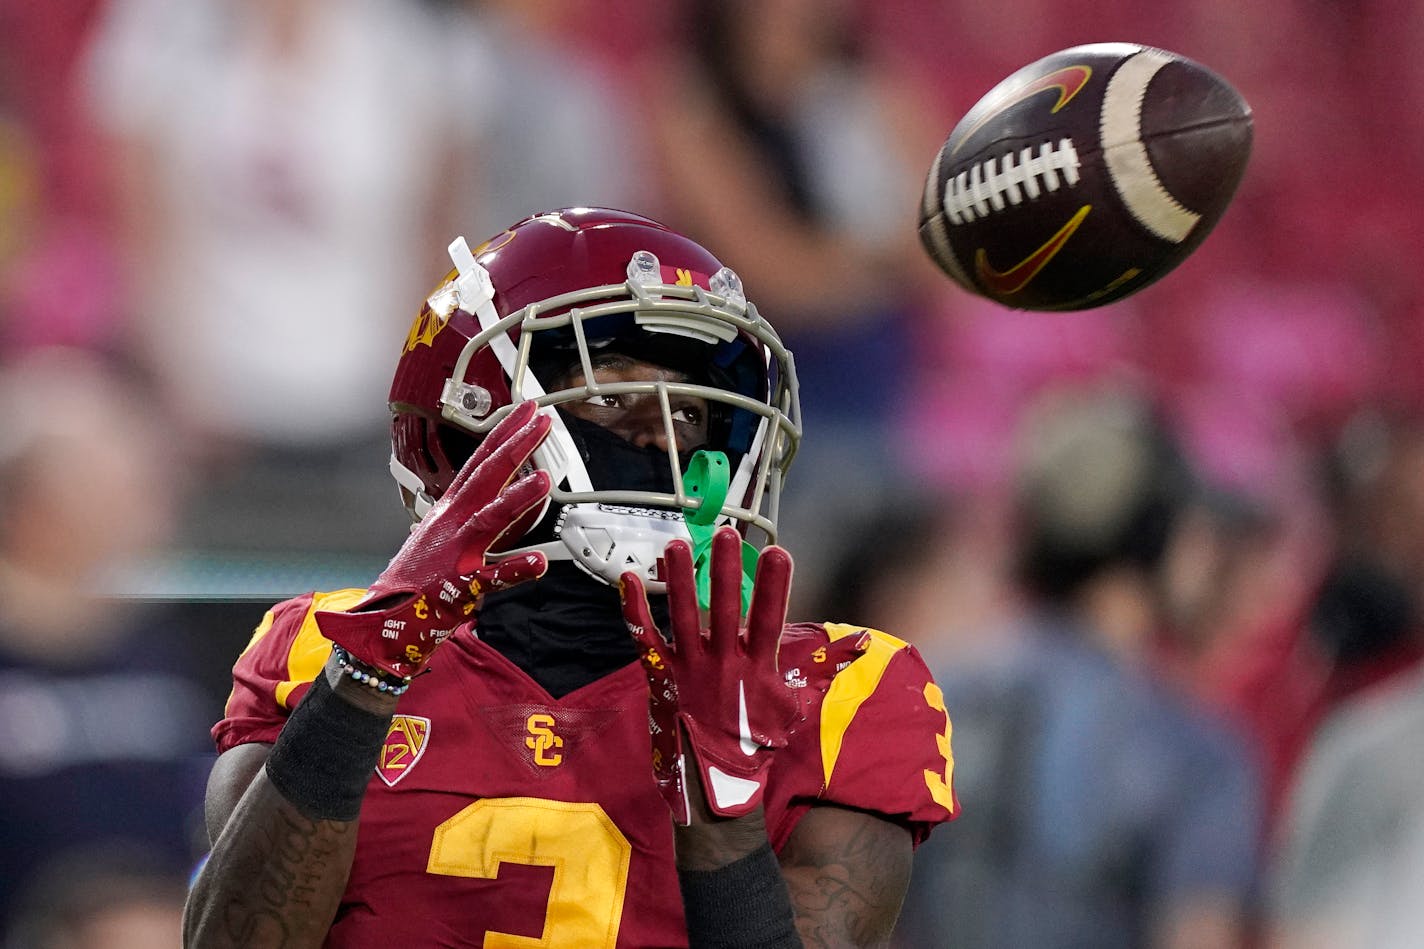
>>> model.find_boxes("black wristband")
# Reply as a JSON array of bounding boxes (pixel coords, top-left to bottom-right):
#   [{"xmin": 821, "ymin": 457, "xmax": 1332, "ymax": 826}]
[
  {"xmin": 678, "ymin": 842, "xmax": 802, "ymax": 948},
  {"xmin": 264, "ymin": 673, "xmax": 392, "ymax": 822}
]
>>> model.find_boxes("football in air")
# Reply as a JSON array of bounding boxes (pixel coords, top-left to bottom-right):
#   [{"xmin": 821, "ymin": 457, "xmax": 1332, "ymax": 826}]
[{"xmin": 919, "ymin": 43, "xmax": 1252, "ymax": 311}]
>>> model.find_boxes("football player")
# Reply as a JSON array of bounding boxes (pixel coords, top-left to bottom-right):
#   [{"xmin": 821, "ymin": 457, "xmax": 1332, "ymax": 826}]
[{"xmin": 184, "ymin": 209, "xmax": 957, "ymax": 948}]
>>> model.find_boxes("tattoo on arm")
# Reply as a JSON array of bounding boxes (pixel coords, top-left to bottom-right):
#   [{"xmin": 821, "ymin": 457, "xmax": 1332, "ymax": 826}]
[
  {"xmin": 185, "ymin": 773, "xmax": 358, "ymax": 948},
  {"xmin": 778, "ymin": 807, "xmax": 914, "ymax": 948},
  {"xmin": 188, "ymin": 662, "xmax": 394, "ymax": 948}
]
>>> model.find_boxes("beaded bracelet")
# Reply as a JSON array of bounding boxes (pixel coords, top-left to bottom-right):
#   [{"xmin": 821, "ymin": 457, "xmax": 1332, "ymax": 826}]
[{"xmin": 330, "ymin": 644, "xmax": 413, "ymax": 697}]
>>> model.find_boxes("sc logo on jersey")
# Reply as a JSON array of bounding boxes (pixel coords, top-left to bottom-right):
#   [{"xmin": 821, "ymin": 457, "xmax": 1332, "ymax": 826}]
[{"xmin": 525, "ymin": 713, "xmax": 564, "ymax": 767}]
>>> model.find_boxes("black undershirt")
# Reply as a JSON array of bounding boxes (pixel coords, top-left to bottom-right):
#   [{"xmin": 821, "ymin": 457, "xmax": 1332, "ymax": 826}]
[{"xmin": 474, "ymin": 562, "xmax": 667, "ymax": 698}]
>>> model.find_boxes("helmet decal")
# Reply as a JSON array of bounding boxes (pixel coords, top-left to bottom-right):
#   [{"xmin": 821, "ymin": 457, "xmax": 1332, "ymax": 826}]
[
  {"xmin": 403, "ymin": 269, "xmax": 461, "ymax": 353},
  {"xmin": 472, "ymin": 228, "xmax": 517, "ymax": 256},
  {"xmin": 403, "ymin": 304, "xmax": 448, "ymax": 353}
]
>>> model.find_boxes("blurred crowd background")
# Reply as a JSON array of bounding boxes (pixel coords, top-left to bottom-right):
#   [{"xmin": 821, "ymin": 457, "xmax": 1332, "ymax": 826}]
[{"xmin": 2, "ymin": 0, "xmax": 1422, "ymax": 945}]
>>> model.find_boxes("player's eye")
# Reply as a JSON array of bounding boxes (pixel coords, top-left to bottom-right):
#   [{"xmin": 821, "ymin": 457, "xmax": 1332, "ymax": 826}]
[
  {"xmin": 672, "ymin": 403, "xmax": 704, "ymax": 427},
  {"xmin": 584, "ymin": 393, "xmax": 623, "ymax": 409}
]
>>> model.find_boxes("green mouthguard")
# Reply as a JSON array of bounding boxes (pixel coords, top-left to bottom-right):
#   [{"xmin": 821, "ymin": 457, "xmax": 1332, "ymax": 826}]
[{"xmin": 681, "ymin": 450, "xmax": 756, "ymax": 614}]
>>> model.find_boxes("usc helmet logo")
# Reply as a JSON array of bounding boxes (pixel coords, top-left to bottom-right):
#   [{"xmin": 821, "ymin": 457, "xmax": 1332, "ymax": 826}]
[
  {"xmin": 404, "ymin": 273, "xmax": 457, "ymax": 353},
  {"xmin": 404, "ymin": 306, "xmax": 446, "ymax": 352},
  {"xmin": 403, "ymin": 229, "xmax": 520, "ymax": 354}
]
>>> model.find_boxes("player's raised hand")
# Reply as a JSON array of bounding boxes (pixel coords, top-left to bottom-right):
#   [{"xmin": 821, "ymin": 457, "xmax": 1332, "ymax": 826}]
[
  {"xmin": 317, "ymin": 400, "xmax": 552, "ymax": 683},
  {"xmin": 620, "ymin": 527, "xmax": 869, "ymax": 823}
]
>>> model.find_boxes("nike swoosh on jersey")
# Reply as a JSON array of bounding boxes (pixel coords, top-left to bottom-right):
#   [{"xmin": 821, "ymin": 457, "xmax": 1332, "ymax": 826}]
[
  {"xmin": 975, "ymin": 204, "xmax": 1092, "ymax": 296},
  {"xmin": 738, "ymin": 681, "xmax": 758, "ymax": 756}
]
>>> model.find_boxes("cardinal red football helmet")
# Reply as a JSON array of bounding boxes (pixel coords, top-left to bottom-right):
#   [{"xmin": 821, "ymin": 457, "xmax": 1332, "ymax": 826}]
[{"xmin": 388, "ymin": 208, "xmax": 801, "ymax": 587}]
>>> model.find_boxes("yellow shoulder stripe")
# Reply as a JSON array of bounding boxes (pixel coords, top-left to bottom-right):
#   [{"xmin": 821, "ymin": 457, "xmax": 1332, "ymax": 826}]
[
  {"xmin": 275, "ymin": 589, "xmax": 369, "ymax": 709},
  {"xmin": 820, "ymin": 623, "xmax": 908, "ymax": 787}
]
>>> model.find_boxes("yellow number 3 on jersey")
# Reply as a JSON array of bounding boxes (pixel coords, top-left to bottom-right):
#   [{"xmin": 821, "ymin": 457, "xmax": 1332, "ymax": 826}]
[
  {"xmin": 922, "ymin": 682, "xmax": 957, "ymax": 813},
  {"xmin": 427, "ymin": 798, "xmax": 632, "ymax": 948}
]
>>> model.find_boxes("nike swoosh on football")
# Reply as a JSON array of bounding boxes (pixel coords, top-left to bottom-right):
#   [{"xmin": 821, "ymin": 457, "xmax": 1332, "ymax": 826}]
[
  {"xmin": 738, "ymin": 681, "xmax": 758, "ymax": 756},
  {"xmin": 952, "ymin": 65, "xmax": 1094, "ymax": 156},
  {"xmin": 975, "ymin": 204, "xmax": 1092, "ymax": 296}
]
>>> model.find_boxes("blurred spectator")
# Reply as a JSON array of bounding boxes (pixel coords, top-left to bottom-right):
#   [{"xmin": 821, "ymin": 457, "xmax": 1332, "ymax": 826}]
[
  {"xmin": 1174, "ymin": 412, "xmax": 1424, "ymax": 827},
  {"xmin": 4, "ymin": 849, "xmax": 186, "ymax": 949},
  {"xmin": 0, "ymin": 349, "xmax": 211, "ymax": 936},
  {"xmin": 81, "ymin": 0, "xmax": 466, "ymax": 560},
  {"xmin": 0, "ymin": 0, "xmax": 124, "ymax": 354},
  {"xmin": 1267, "ymin": 664, "xmax": 1424, "ymax": 948},
  {"xmin": 0, "ymin": 0, "xmax": 110, "ymax": 223},
  {"xmin": 446, "ymin": 0, "xmax": 653, "ymax": 245},
  {"xmin": 1327, "ymin": 413, "xmax": 1424, "ymax": 609},
  {"xmin": 815, "ymin": 493, "xmax": 1020, "ymax": 664},
  {"xmin": 895, "ymin": 387, "xmax": 1263, "ymax": 949},
  {"xmin": 637, "ymin": 0, "xmax": 947, "ymax": 605},
  {"xmin": 0, "ymin": 106, "xmax": 40, "ymax": 321},
  {"xmin": 645, "ymin": 0, "xmax": 937, "ymax": 327}
]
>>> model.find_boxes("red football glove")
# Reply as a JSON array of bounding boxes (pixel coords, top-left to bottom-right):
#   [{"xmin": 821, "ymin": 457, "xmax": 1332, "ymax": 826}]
[
  {"xmin": 316, "ymin": 401, "xmax": 553, "ymax": 681},
  {"xmin": 620, "ymin": 527, "xmax": 870, "ymax": 823}
]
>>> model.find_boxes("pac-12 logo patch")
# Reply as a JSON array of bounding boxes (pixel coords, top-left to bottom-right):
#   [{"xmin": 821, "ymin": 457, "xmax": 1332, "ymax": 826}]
[{"xmin": 377, "ymin": 715, "xmax": 431, "ymax": 787}]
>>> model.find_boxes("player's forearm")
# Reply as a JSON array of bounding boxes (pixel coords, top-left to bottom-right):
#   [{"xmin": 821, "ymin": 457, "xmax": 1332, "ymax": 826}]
[
  {"xmin": 184, "ymin": 773, "xmax": 358, "ymax": 948},
  {"xmin": 675, "ymin": 807, "xmax": 803, "ymax": 949},
  {"xmin": 777, "ymin": 806, "xmax": 914, "ymax": 949},
  {"xmin": 186, "ymin": 663, "xmax": 398, "ymax": 948},
  {"xmin": 674, "ymin": 806, "xmax": 771, "ymax": 870}
]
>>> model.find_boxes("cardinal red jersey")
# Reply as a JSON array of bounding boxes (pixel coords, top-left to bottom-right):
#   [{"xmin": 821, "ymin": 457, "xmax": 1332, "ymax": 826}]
[{"xmin": 215, "ymin": 590, "xmax": 958, "ymax": 949}]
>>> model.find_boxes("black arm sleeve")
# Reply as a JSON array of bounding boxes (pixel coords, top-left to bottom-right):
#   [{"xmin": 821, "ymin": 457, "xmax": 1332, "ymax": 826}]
[
  {"xmin": 678, "ymin": 841, "xmax": 802, "ymax": 949},
  {"xmin": 264, "ymin": 673, "xmax": 391, "ymax": 822}
]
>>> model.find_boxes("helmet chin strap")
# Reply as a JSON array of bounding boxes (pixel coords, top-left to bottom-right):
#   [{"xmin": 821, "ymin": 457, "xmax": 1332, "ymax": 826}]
[
  {"xmin": 446, "ymin": 237, "xmax": 590, "ymax": 496},
  {"xmin": 446, "ymin": 236, "xmax": 691, "ymax": 589},
  {"xmin": 389, "ymin": 454, "xmax": 435, "ymax": 521}
]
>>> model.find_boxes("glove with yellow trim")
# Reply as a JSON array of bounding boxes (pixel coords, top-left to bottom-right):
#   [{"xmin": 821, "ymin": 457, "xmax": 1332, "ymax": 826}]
[
  {"xmin": 620, "ymin": 527, "xmax": 869, "ymax": 823},
  {"xmin": 316, "ymin": 401, "xmax": 552, "ymax": 681}
]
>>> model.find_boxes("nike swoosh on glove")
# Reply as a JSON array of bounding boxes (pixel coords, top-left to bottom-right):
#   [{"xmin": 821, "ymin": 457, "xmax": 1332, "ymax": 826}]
[
  {"xmin": 317, "ymin": 400, "xmax": 553, "ymax": 681},
  {"xmin": 620, "ymin": 527, "xmax": 870, "ymax": 823}
]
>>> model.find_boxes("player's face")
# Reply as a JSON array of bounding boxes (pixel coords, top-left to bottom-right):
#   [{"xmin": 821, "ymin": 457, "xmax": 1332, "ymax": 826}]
[{"xmin": 556, "ymin": 356, "xmax": 709, "ymax": 454}]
